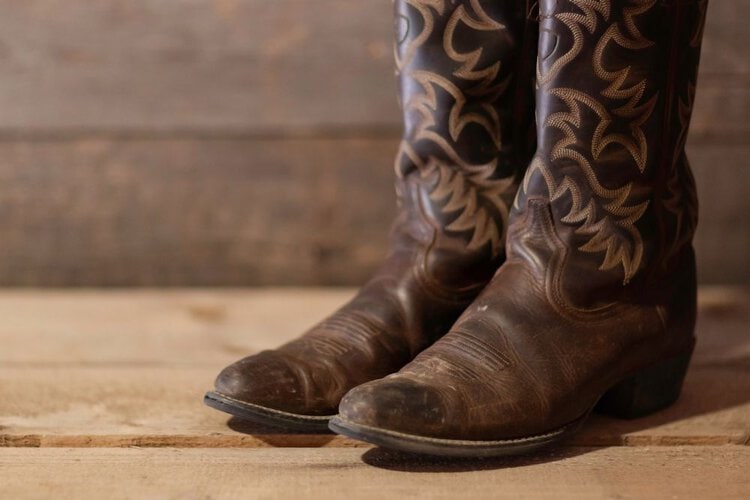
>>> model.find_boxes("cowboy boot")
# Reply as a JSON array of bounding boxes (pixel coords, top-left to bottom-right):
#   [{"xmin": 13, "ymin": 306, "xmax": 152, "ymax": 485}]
[
  {"xmin": 204, "ymin": 0, "xmax": 539, "ymax": 431},
  {"xmin": 332, "ymin": 0, "xmax": 708, "ymax": 454}
]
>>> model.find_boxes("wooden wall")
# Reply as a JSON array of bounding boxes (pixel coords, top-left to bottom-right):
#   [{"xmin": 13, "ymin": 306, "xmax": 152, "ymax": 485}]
[{"xmin": 0, "ymin": 0, "xmax": 746, "ymax": 286}]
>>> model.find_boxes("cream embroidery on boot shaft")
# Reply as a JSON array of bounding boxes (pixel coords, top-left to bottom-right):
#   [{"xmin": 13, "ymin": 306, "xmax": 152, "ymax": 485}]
[
  {"xmin": 530, "ymin": 0, "xmax": 662, "ymax": 282},
  {"xmin": 395, "ymin": 0, "xmax": 519, "ymax": 258}
]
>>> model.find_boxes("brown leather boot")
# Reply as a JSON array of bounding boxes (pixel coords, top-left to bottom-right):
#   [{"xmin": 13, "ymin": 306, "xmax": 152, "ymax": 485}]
[
  {"xmin": 205, "ymin": 0, "xmax": 539, "ymax": 431},
  {"xmin": 332, "ymin": 0, "xmax": 708, "ymax": 454}
]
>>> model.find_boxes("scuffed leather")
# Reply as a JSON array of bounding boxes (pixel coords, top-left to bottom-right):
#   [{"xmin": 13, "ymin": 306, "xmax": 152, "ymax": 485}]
[
  {"xmin": 214, "ymin": 0, "xmax": 538, "ymax": 416},
  {"xmin": 339, "ymin": 0, "xmax": 707, "ymax": 439}
]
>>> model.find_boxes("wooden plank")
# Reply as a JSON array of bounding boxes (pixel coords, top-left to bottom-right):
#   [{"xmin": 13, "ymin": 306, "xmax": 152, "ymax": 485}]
[
  {"xmin": 0, "ymin": 289, "xmax": 355, "ymax": 366},
  {"xmin": 690, "ymin": 77, "xmax": 750, "ymax": 144},
  {"xmin": 0, "ymin": 366, "xmax": 363, "ymax": 449},
  {"xmin": 0, "ymin": 138, "xmax": 746, "ymax": 286},
  {"xmin": 691, "ymin": 146, "xmax": 750, "ymax": 284},
  {"xmin": 0, "ymin": 447, "xmax": 748, "ymax": 499},
  {"xmin": 0, "ymin": 288, "xmax": 747, "ymax": 448},
  {"xmin": 0, "ymin": 138, "xmax": 397, "ymax": 286},
  {"xmin": 0, "ymin": 288, "xmax": 746, "ymax": 365},
  {"xmin": 700, "ymin": 0, "xmax": 750, "ymax": 76},
  {"xmin": 691, "ymin": 0, "xmax": 750, "ymax": 143},
  {"xmin": 0, "ymin": 362, "xmax": 746, "ymax": 448},
  {"xmin": 0, "ymin": 0, "xmax": 744, "ymax": 136},
  {"xmin": 0, "ymin": 366, "xmax": 350, "ymax": 448},
  {"xmin": 0, "ymin": 0, "xmax": 397, "ymax": 133}
]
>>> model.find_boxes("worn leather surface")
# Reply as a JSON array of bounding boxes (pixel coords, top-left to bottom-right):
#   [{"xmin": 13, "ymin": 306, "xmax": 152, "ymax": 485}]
[
  {"xmin": 213, "ymin": 0, "xmax": 538, "ymax": 416},
  {"xmin": 339, "ymin": 0, "xmax": 708, "ymax": 439}
]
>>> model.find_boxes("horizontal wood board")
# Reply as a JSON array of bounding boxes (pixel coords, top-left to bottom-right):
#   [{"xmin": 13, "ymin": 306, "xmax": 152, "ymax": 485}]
[
  {"xmin": 0, "ymin": 287, "xmax": 748, "ymax": 448},
  {"xmin": 0, "ymin": 1, "xmax": 745, "ymax": 285}
]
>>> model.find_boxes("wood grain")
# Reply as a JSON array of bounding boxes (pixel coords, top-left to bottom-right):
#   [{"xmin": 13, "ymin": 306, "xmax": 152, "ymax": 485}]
[
  {"xmin": 0, "ymin": 0, "xmax": 397, "ymax": 133},
  {"xmin": 0, "ymin": 1, "xmax": 745, "ymax": 285},
  {"xmin": 691, "ymin": 146, "xmax": 750, "ymax": 284},
  {"xmin": 0, "ymin": 138, "xmax": 397, "ymax": 286},
  {"xmin": 0, "ymin": 139, "xmax": 745, "ymax": 286},
  {"xmin": 0, "ymin": 289, "xmax": 355, "ymax": 365},
  {"xmin": 1, "ymin": 447, "xmax": 748, "ymax": 499},
  {"xmin": 1, "ymin": 363, "xmax": 746, "ymax": 448},
  {"xmin": 0, "ymin": 289, "xmax": 747, "ymax": 497},
  {"xmin": 0, "ymin": 288, "xmax": 746, "ymax": 365},
  {"xmin": 0, "ymin": 288, "xmax": 747, "ymax": 448},
  {"xmin": 0, "ymin": 0, "xmax": 744, "ymax": 136}
]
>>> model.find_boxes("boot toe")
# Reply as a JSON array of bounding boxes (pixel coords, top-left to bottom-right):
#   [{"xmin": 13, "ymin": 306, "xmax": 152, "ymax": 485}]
[
  {"xmin": 214, "ymin": 350, "xmax": 309, "ymax": 414},
  {"xmin": 338, "ymin": 376, "xmax": 451, "ymax": 437}
]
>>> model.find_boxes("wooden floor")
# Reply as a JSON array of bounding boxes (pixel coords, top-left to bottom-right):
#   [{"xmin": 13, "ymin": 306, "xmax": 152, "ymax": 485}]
[{"xmin": 1, "ymin": 288, "xmax": 748, "ymax": 499}]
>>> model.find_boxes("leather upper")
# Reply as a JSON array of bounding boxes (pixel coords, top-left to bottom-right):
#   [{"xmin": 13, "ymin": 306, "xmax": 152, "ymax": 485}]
[
  {"xmin": 339, "ymin": 0, "xmax": 708, "ymax": 439},
  {"xmin": 214, "ymin": 0, "xmax": 539, "ymax": 416}
]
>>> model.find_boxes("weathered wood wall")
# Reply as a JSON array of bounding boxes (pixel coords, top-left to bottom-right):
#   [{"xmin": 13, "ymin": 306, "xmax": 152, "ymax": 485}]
[{"xmin": 0, "ymin": 0, "xmax": 746, "ymax": 286}]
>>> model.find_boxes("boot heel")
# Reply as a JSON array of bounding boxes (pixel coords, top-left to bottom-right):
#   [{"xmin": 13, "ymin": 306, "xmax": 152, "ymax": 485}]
[{"xmin": 596, "ymin": 348, "xmax": 693, "ymax": 419}]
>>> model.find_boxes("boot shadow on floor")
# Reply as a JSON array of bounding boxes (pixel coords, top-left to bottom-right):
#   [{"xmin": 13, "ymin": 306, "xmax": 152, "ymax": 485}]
[
  {"xmin": 226, "ymin": 417, "xmax": 330, "ymax": 436},
  {"xmin": 226, "ymin": 417, "xmax": 339, "ymax": 447},
  {"xmin": 360, "ymin": 445, "xmax": 589, "ymax": 473}
]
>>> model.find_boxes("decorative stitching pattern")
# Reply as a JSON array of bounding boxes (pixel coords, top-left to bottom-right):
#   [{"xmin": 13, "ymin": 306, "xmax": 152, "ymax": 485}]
[
  {"xmin": 530, "ymin": 0, "xmax": 660, "ymax": 282},
  {"xmin": 328, "ymin": 0, "xmax": 708, "ymax": 449},
  {"xmin": 396, "ymin": 0, "xmax": 521, "ymax": 258}
]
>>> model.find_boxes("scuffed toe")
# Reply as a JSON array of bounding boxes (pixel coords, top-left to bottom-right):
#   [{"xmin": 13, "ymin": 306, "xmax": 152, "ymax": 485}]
[
  {"xmin": 338, "ymin": 376, "xmax": 452, "ymax": 438},
  {"xmin": 213, "ymin": 350, "xmax": 315, "ymax": 415}
]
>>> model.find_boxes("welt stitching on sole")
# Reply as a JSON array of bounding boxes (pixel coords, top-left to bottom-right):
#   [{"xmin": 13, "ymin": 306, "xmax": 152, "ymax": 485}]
[
  {"xmin": 207, "ymin": 392, "xmax": 335, "ymax": 422},
  {"xmin": 330, "ymin": 416, "xmax": 579, "ymax": 447}
]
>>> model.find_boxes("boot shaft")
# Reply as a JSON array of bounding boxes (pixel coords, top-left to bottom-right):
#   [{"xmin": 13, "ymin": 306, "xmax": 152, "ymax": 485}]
[
  {"xmin": 388, "ymin": 0, "xmax": 538, "ymax": 294},
  {"xmin": 513, "ymin": 0, "xmax": 708, "ymax": 292},
  {"xmin": 395, "ymin": 0, "xmax": 537, "ymax": 176}
]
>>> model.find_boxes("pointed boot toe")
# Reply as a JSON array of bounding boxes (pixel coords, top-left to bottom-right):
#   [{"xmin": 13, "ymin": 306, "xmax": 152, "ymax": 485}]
[
  {"xmin": 213, "ymin": 351, "xmax": 297, "ymax": 404},
  {"xmin": 205, "ymin": 351, "xmax": 334, "ymax": 432},
  {"xmin": 332, "ymin": 377, "xmax": 459, "ymax": 444}
]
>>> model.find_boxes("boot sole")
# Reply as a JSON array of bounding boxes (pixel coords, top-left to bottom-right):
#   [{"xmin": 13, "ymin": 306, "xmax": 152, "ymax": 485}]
[
  {"xmin": 204, "ymin": 391, "xmax": 334, "ymax": 433},
  {"xmin": 329, "ymin": 413, "xmax": 587, "ymax": 458},
  {"xmin": 329, "ymin": 348, "xmax": 694, "ymax": 457}
]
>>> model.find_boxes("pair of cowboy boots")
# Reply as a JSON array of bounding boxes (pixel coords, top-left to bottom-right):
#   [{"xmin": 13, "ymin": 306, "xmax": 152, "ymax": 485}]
[{"xmin": 206, "ymin": 0, "xmax": 708, "ymax": 457}]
